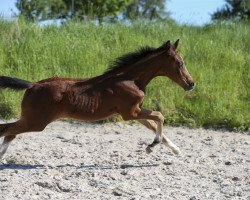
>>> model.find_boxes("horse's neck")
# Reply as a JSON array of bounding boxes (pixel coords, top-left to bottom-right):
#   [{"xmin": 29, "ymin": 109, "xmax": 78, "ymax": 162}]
[
  {"xmin": 94, "ymin": 54, "xmax": 163, "ymax": 90},
  {"xmin": 130, "ymin": 58, "xmax": 162, "ymax": 90}
]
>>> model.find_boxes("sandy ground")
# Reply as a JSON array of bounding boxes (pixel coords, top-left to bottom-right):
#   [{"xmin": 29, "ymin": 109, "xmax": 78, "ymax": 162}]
[{"xmin": 0, "ymin": 120, "xmax": 249, "ymax": 200}]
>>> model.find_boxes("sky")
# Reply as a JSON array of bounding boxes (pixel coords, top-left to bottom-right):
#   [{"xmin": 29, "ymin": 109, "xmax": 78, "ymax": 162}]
[
  {"xmin": 0, "ymin": 0, "xmax": 226, "ymax": 26},
  {"xmin": 168, "ymin": 0, "xmax": 225, "ymax": 25}
]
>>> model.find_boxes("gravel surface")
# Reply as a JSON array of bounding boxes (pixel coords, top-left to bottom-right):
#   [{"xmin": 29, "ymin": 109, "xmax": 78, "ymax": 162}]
[{"xmin": 0, "ymin": 120, "xmax": 249, "ymax": 200}]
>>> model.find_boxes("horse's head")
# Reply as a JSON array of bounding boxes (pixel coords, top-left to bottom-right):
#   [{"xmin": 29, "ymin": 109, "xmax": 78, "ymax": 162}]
[{"xmin": 159, "ymin": 40, "xmax": 195, "ymax": 91}]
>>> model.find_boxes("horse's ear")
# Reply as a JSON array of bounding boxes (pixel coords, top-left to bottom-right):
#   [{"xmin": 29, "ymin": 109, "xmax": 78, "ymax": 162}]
[
  {"xmin": 173, "ymin": 39, "xmax": 179, "ymax": 50},
  {"xmin": 161, "ymin": 40, "xmax": 171, "ymax": 50}
]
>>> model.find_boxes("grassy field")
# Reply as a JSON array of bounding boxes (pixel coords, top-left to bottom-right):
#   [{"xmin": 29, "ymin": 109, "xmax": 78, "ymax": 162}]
[{"xmin": 0, "ymin": 19, "xmax": 249, "ymax": 130}]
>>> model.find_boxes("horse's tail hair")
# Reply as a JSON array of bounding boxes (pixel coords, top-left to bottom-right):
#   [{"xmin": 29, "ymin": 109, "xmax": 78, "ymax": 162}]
[{"xmin": 0, "ymin": 76, "xmax": 32, "ymax": 90}]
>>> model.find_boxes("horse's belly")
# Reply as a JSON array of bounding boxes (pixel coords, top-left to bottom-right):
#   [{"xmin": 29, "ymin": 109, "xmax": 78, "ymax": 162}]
[{"xmin": 64, "ymin": 106, "xmax": 117, "ymax": 121}]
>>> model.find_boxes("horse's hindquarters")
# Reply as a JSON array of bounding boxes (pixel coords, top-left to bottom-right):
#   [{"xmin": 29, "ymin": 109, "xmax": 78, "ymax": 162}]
[{"xmin": 20, "ymin": 83, "xmax": 65, "ymax": 128}]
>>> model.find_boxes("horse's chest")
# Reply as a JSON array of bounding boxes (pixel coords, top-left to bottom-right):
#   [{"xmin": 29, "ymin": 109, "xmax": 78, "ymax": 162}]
[{"xmin": 115, "ymin": 81, "xmax": 145, "ymax": 102}]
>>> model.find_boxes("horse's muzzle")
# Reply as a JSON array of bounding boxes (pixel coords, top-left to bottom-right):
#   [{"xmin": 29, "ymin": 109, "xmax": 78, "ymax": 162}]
[{"xmin": 185, "ymin": 82, "xmax": 196, "ymax": 91}]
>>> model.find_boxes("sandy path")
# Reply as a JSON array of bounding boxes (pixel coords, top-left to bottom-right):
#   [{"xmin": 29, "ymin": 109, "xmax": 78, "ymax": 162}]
[{"xmin": 0, "ymin": 120, "xmax": 249, "ymax": 200}]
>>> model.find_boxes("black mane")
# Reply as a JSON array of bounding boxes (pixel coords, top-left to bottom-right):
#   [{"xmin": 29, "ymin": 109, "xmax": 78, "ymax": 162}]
[{"xmin": 104, "ymin": 45, "xmax": 163, "ymax": 75}]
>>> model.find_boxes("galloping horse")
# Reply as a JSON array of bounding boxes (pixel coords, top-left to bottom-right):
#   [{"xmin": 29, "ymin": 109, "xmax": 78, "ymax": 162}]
[{"xmin": 0, "ymin": 40, "xmax": 195, "ymax": 159}]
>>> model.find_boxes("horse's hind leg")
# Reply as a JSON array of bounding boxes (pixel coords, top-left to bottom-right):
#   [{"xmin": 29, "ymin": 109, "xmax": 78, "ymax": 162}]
[
  {"xmin": 0, "ymin": 117, "xmax": 54, "ymax": 159},
  {"xmin": 137, "ymin": 119, "xmax": 180, "ymax": 155},
  {"xmin": 0, "ymin": 135, "xmax": 16, "ymax": 160},
  {"xmin": 0, "ymin": 120, "xmax": 27, "ymax": 138},
  {"xmin": 0, "ymin": 120, "xmax": 29, "ymax": 159}
]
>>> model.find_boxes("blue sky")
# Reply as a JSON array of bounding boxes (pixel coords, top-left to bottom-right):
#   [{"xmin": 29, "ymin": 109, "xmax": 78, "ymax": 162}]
[
  {"xmin": 0, "ymin": 0, "xmax": 225, "ymax": 25},
  {"xmin": 168, "ymin": 0, "xmax": 225, "ymax": 25}
]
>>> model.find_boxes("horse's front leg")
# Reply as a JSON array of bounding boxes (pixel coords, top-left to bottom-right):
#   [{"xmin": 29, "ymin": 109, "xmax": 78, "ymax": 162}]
[
  {"xmin": 137, "ymin": 109, "xmax": 164, "ymax": 154},
  {"xmin": 138, "ymin": 118, "xmax": 181, "ymax": 155},
  {"xmin": 122, "ymin": 107, "xmax": 168, "ymax": 153}
]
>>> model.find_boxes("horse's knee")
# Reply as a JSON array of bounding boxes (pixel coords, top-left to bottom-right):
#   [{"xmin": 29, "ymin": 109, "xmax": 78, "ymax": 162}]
[
  {"xmin": 158, "ymin": 113, "xmax": 164, "ymax": 124},
  {"xmin": 152, "ymin": 111, "xmax": 164, "ymax": 124}
]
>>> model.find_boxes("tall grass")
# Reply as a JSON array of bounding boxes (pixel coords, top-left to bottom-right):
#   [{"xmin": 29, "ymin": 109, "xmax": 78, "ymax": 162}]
[{"xmin": 0, "ymin": 19, "xmax": 249, "ymax": 130}]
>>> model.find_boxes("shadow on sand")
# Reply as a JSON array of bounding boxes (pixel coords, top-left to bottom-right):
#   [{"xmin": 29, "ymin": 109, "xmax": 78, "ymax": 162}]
[
  {"xmin": 0, "ymin": 163, "xmax": 45, "ymax": 170},
  {"xmin": 0, "ymin": 162, "xmax": 159, "ymax": 171}
]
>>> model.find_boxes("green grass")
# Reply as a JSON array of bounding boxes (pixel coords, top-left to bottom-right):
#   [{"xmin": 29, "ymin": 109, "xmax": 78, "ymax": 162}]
[{"xmin": 0, "ymin": 19, "xmax": 249, "ymax": 131}]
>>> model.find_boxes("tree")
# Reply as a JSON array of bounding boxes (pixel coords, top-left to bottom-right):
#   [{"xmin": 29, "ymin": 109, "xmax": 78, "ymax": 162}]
[
  {"xmin": 16, "ymin": 0, "xmax": 132, "ymax": 22},
  {"xmin": 212, "ymin": 0, "xmax": 250, "ymax": 21},
  {"xmin": 123, "ymin": 0, "xmax": 170, "ymax": 21},
  {"xmin": 16, "ymin": 0, "xmax": 171, "ymax": 22},
  {"xmin": 68, "ymin": 0, "xmax": 133, "ymax": 23},
  {"xmin": 16, "ymin": 0, "xmax": 68, "ymax": 21}
]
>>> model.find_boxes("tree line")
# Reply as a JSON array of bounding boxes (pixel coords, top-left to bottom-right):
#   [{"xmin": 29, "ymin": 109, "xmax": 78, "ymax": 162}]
[
  {"xmin": 15, "ymin": 0, "xmax": 170, "ymax": 23},
  {"xmin": 15, "ymin": 0, "xmax": 250, "ymax": 23}
]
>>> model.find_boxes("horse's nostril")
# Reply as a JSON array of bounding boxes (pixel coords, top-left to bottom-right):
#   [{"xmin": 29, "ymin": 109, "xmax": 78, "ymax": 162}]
[{"xmin": 190, "ymin": 82, "xmax": 195, "ymax": 87}]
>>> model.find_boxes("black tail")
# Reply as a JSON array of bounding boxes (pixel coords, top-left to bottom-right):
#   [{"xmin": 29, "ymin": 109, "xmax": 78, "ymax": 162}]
[{"xmin": 0, "ymin": 76, "xmax": 32, "ymax": 90}]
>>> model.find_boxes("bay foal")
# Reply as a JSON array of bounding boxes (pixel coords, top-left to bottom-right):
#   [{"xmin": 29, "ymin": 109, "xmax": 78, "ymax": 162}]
[{"xmin": 0, "ymin": 40, "xmax": 195, "ymax": 159}]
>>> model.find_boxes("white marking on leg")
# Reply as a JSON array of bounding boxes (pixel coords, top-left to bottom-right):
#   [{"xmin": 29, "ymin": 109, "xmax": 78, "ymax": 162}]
[
  {"xmin": 154, "ymin": 121, "xmax": 163, "ymax": 142},
  {"xmin": 146, "ymin": 121, "xmax": 163, "ymax": 153},
  {"xmin": 163, "ymin": 135, "xmax": 181, "ymax": 155}
]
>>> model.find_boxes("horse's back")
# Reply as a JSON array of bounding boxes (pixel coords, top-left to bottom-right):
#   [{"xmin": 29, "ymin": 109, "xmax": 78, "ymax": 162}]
[{"xmin": 37, "ymin": 77, "xmax": 89, "ymax": 83}]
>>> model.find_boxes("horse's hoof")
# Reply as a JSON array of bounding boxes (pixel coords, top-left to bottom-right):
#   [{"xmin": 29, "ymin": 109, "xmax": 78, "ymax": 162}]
[
  {"xmin": 146, "ymin": 146, "xmax": 153, "ymax": 154},
  {"xmin": 172, "ymin": 147, "xmax": 181, "ymax": 155}
]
